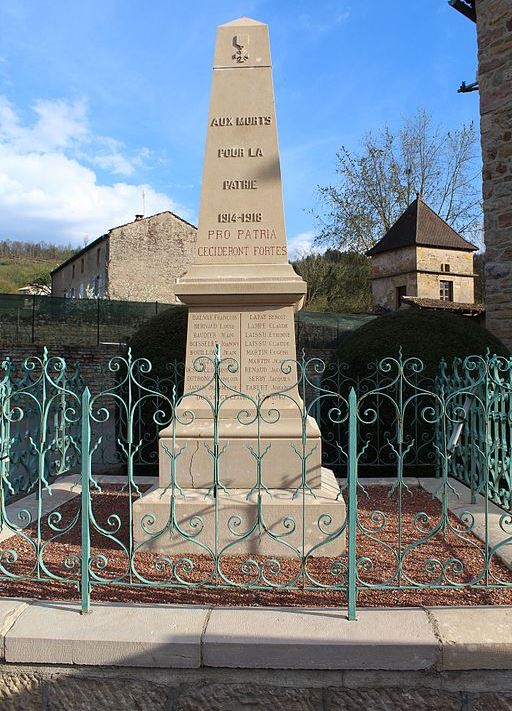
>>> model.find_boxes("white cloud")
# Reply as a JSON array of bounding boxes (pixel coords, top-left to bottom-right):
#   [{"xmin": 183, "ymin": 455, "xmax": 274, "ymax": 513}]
[
  {"xmin": 0, "ymin": 96, "xmax": 190, "ymax": 244},
  {"xmin": 288, "ymin": 230, "xmax": 323, "ymax": 260}
]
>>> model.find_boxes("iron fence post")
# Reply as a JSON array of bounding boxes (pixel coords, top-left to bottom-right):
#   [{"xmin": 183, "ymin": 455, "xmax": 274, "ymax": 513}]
[
  {"xmin": 80, "ymin": 386, "xmax": 91, "ymax": 613},
  {"xmin": 347, "ymin": 387, "xmax": 358, "ymax": 620}
]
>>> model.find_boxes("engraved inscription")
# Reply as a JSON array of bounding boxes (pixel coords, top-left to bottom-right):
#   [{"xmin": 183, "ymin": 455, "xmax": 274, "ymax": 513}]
[
  {"xmin": 223, "ymin": 179, "xmax": 258, "ymax": 190},
  {"xmin": 185, "ymin": 311, "xmax": 241, "ymax": 395},
  {"xmin": 241, "ymin": 308, "xmax": 296, "ymax": 396},
  {"xmin": 217, "ymin": 148, "xmax": 263, "ymax": 158},
  {"xmin": 210, "ymin": 116, "xmax": 272, "ymax": 126},
  {"xmin": 218, "ymin": 212, "xmax": 262, "ymax": 223},
  {"xmin": 197, "ymin": 245, "xmax": 286, "ymax": 257}
]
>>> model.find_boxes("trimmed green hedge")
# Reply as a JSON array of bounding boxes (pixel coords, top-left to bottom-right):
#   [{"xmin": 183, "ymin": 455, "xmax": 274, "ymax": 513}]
[
  {"xmin": 129, "ymin": 306, "xmax": 188, "ymax": 378},
  {"xmin": 336, "ymin": 309, "xmax": 509, "ymax": 378}
]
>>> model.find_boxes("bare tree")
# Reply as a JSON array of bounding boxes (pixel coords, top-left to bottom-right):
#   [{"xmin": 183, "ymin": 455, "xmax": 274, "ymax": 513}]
[{"xmin": 314, "ymin": 109, "xmax": 481, "ymax": 253}]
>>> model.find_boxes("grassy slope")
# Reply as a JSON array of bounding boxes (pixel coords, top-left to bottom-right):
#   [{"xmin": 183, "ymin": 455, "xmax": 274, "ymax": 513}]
[{"xmin": 0, "ymin": 259, "xmax": 61, "ymax": 293}]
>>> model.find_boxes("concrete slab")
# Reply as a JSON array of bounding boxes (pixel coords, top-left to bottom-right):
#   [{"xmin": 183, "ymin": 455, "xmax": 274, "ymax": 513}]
[
  {"xmin": 0, "ymin": 599, "xmax": 28, "ymax": 660},
  {"xmin": 203, "ymin": 607, "xmax": 439, "ymax": 670},
  {"xmin": 5, "ymin": 601, "xmax": 207, "ymax": 668},
  {"xmin": 429, "ymin": 606, "xmax": 512, "ymax": 670}
]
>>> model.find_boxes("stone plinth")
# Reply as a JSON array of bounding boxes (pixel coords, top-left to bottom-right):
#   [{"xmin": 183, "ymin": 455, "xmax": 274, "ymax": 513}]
[{"xmin": 133, "ymin": 468, "xmax": 344, "ymax": 557}]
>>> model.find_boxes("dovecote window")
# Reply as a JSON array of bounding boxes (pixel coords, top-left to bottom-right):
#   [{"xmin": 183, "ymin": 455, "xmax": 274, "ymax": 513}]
[{"xmin": 440, "ymin": 280, "xmax": 453, "ymax": 302}]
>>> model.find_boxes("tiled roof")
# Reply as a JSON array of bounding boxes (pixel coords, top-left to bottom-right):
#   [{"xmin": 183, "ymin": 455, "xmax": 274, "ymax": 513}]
[
  {"xmin": 366, "ymin": 197, "xmax": 477, "ymax": 256},
  {"xmin": 401, "ymin": 296, "xmax": 485, "ymax": 314}
]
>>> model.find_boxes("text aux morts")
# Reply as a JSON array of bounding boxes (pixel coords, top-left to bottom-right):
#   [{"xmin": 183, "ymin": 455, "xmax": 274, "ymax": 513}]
[{"xmin": 210, "ymin": 116, "xmax": 272, "ymax": 127}]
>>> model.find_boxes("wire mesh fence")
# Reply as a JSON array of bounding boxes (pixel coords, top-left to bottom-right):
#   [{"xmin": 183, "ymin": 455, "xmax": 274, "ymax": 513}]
[{"xmin": 0, "ymin": 294, "xmax": 173, "ymax": 346}]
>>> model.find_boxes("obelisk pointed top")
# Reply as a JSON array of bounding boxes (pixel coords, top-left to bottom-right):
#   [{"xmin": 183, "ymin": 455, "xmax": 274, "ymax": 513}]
[
  {"xmin": 220, "ymin": 17, "xmax": 267, "ymax": 27},
  {"xmin": 214, "ymin": 16, "xmax": 271, "ymax": 68}
]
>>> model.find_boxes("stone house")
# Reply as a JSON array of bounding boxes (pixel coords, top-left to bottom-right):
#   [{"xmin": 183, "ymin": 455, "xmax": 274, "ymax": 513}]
[
  {"xmin": 366, "ymin": 196, "xmax": 477, "ymax": 311},
  {"xmin": 450, "ymin": 0, "xmax": 512, "ymax": 348},
  {"xmin": 51, "ymin": 212, "xmax": 197, "ymax": 303}
]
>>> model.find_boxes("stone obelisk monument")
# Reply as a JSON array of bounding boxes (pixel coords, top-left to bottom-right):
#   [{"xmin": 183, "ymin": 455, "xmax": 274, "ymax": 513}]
[{"xmin": 133, "ymin": 18, "xmax": 345, "ymax": 556}]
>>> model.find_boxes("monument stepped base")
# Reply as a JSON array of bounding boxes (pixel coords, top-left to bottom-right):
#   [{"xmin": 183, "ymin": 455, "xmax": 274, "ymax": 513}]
[{"xmin": 133, "ymin": 468, "xmax": 346, "ymax": 558}]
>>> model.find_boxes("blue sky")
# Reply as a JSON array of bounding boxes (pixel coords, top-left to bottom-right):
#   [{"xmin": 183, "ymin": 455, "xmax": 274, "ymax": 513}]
[{"xmin": 0, "ymin": 0, "xmax": 479, "ymax": 254}]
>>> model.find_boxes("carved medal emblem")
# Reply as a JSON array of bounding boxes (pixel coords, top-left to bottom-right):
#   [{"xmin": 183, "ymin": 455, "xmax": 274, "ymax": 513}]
[{"xmin": 232, "ymin": 34, "xmax": 249, "ymax": 63}]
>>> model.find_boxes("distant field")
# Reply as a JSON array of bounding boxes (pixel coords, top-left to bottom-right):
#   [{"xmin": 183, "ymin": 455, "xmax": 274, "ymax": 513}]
[{"xmin": 0, "ymin": 259, "xmax": 61, "ymax": 293}]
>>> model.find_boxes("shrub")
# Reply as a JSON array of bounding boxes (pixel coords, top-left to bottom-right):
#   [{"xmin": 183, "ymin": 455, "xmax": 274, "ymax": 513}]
[{"xmin": 336, "ymin": 309, "xmax": 509, "ymax": 378}]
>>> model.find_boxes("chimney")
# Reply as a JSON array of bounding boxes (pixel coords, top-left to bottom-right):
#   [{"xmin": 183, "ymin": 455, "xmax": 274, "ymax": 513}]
[{"xmin": 135, "ymin": 214, "xmax": 144, "ymax": 221}]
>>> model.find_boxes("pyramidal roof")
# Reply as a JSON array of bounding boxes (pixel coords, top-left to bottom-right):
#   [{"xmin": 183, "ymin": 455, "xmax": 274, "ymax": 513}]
[
  {"xmin": 220, "ymin": 17, "xmax": 266, "ymax": 27},
  {"xmin": 366, "ymin": 196, "xmax": 477, "ymax": 256}
]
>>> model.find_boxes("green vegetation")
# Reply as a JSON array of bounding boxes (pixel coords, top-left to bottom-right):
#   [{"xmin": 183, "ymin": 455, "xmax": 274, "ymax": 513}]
[
  {"xmin": 292, "ymin": 249, "xmax": 372, "ymax": 312},
  {"xmin": 315, "ymin": 108, "xmax": 481, "ymax": 253},
  {"xmin": 336, "ymin": 309, "xmax": 509, "ymax": 378},
  {"xmin": 129, "ymin": 306, "xmax": 188, "ymax": 378},
  {"xmin": 0, "ymin": 239, "xmax": 74, "ymax": 293}
]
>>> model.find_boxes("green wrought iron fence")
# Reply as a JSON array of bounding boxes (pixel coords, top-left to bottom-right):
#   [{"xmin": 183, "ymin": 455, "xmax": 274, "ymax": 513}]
[
  {"xmin": 439, "ymin": 354, "xmax": 512, "ymax": 511},
  {"xmin": 0, "ymin": 349, "xmax": 511, "ymax": 618}
]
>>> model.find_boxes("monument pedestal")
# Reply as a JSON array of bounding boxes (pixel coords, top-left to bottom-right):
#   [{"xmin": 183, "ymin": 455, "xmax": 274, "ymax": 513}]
[
  {"xmin": 132, "ymin": 16, "xmax": 346, "ymax": 560},
  {"xmin": 133, "ymin": 468, "xmax": 344, "ymax": 558}
]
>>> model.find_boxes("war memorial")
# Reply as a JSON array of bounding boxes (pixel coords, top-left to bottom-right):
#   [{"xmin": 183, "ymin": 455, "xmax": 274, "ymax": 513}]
[
  {"xmin": 133, "ymin": 17, "xmax": 346, "ymax": 555},
  {"xmin": 1, "ymin": 8, "xmax": 512, "ymax": 709}
]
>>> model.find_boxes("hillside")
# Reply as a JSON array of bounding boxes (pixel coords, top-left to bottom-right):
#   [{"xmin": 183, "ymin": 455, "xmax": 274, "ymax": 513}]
[{"xmin": 0, "ymin": 240, "xmax": 74, "ymax": 293}]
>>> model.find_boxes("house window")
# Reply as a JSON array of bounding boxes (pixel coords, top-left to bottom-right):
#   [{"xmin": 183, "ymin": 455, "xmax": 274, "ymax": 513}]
[
  {"xmin": 72, "ymin": 264, "xmax": 75, "ymax": 279},
  {"xmin": 97, "ymin": 248, "xmax": 101, "ymax": 267},
  {"xmin": 441, "ymin": 263, "xmax": 450, "ymax": 273},
  {"xmin": 396, "ymin": 285, "xmax": 407, "ymax": 309},
  {"xmin": 440, "ymin": 280, "xmax": 453, "ymax": 302},
  {"xmin": 81, "ymin": 258, "xmax": 84, "ymax": 274}
]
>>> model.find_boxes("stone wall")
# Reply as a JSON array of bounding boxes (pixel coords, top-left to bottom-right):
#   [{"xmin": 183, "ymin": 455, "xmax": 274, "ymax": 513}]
[
  {"xmin": 1, "ymin": 665, "xmax": 511, "ymax": 710},
  {"xmin": 51, "ymin": 237, "xmax": 108, "ymax": 299},
  {"xmin": 0, "ymin": 345, "xmax": 125, "ymax": 392},
  {"xmin": 370, "ymin": 245, "xmax": 475, "ymax": 309},
  {"xmin": 417, "ymin": 272, "xmax": 475, "ymax": 303},
  {"xmin": 416, "ymin": 246, "xmax": 474, "ymax": 276},
  {"xmin": 51, "ymin": 212, "xmax": 198, "ymax": 305},
  {"xmin": 476, "ymin": 0, "xmax": 512, "ymax": 348},
  {"xmin": 107, "ymin": 212, "xmax": 197, "ymax": 303},
  {"xmin": 372, "ymin": 272, "xmax": 418, "ymax": 310},
  {"xmin": 370, "ymin": 246, "xmax": 416, "ymax": 279}
]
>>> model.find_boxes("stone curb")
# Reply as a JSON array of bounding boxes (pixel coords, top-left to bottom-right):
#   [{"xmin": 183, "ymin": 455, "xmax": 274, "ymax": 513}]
[{"xmin": 1, "ymin": 600, "xmax": 512, "ymax": 671}]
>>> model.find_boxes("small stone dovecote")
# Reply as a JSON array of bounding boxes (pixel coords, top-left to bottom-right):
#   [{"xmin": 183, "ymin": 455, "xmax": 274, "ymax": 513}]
[{"xmin": 366, "ymin": 196, "xmax": 477, "ymax": 311}]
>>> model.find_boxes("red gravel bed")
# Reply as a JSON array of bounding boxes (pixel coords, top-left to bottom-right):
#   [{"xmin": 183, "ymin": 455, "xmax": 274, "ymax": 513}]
[{"xmin": 0, "ymin": 485, "xmax": 511, "ymax": 608}]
